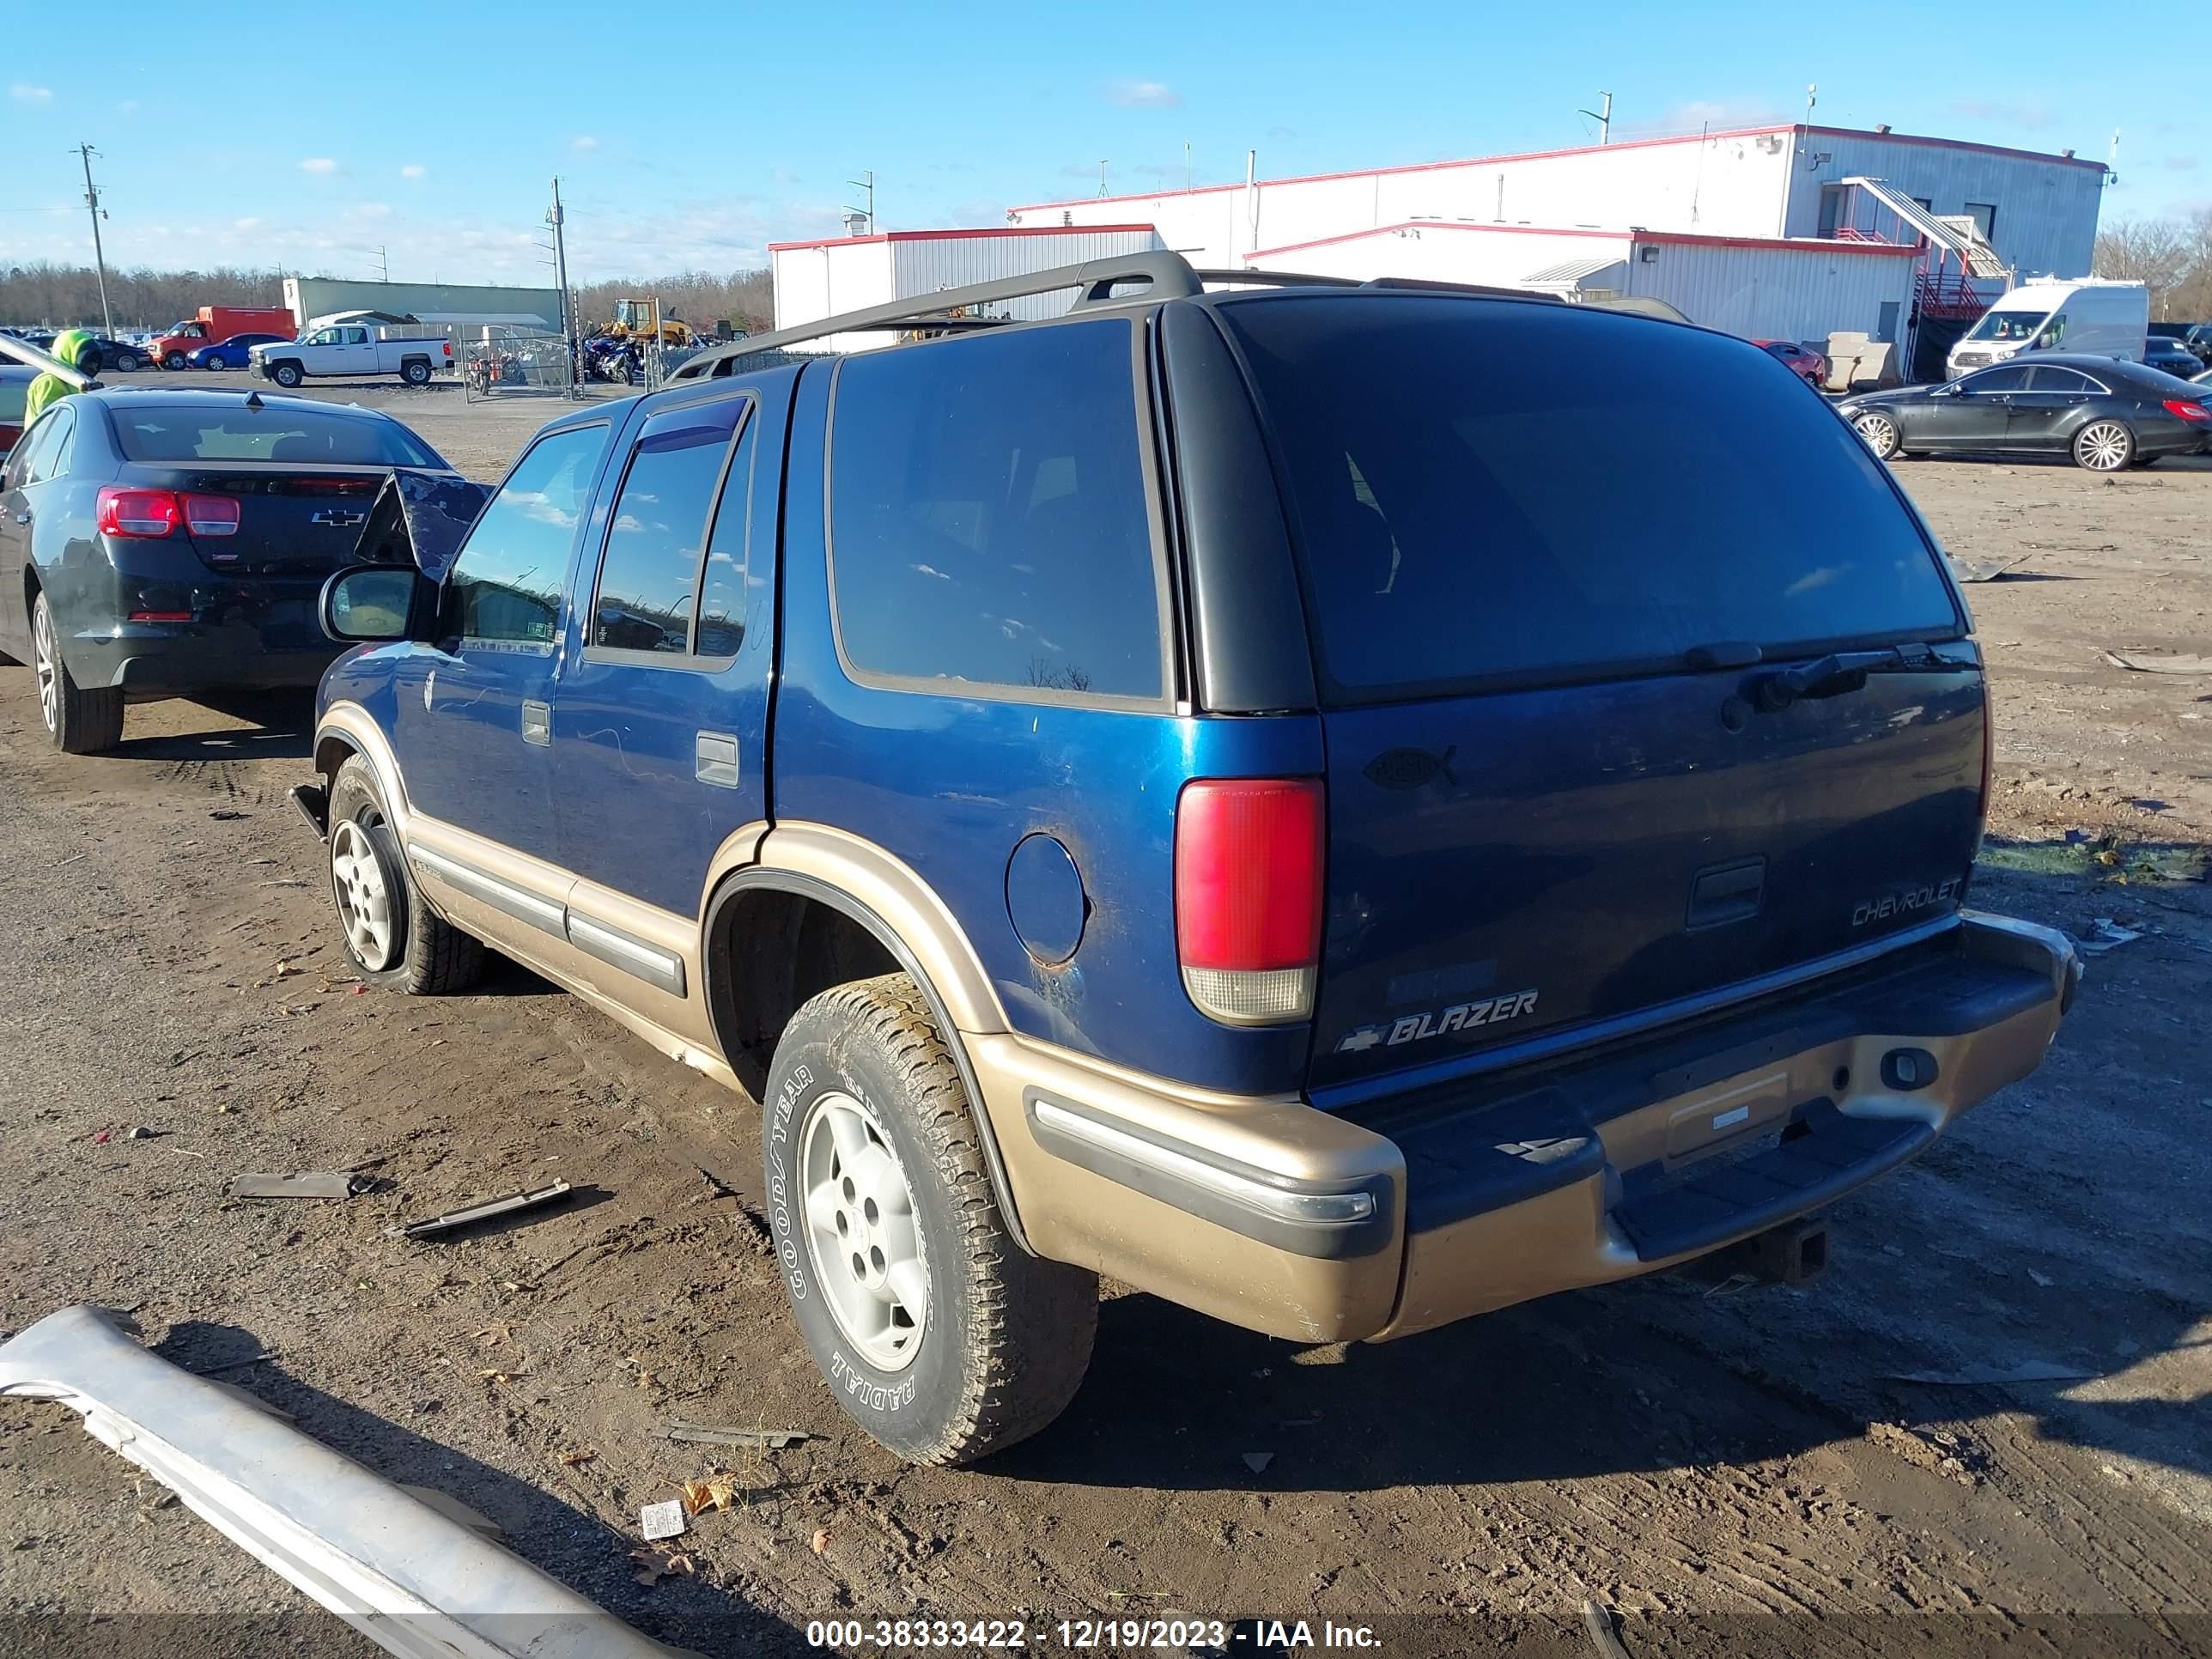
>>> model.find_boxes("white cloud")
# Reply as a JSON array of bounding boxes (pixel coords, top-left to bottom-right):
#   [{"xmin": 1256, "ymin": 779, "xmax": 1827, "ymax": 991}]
[
  {"xmin": 9, "ymin": 82, "xmax": 53, "ymax": 104},
  {"xmin": 234, "ymin": 216, "xmax": 263, "ymax": 231},
  {"xmin": 401, "ymin": 163, "xmax": 427, "ymax": 179},
  {"xmin": 572, "ymin": 135, "xmax": 599, "ymax": 151},
  {"xmin": 1107, "ymin": 79, "xmax": 1181, "ymax": 110},
  {"xmin": 300, "ymin": 156, "xmax": 338, "ymax": 174}
]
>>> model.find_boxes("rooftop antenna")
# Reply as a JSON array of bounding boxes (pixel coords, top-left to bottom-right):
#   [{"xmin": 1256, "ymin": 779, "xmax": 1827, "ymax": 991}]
[
  {"xmin": 1577, "ymin": 91, "xmax": 1612, "ymax": 145},
  {"xmin": 2105, "ymin": 129, "xmax": 2121, "ymax": 187},
  {"xmin": 1805, "ymin": 82, "xmax": 1818, "ymax": 121},
  {"xmin": 1184, "ymin": 138, "xmax": 1193, "ymax": 190},
  {"xmin": 1097, "ymin": 160, "xmax": 1109, "ymax": 198}
]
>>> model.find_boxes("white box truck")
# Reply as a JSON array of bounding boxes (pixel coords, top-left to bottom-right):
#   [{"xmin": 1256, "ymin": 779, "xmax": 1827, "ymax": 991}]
[{"xmin": 1947, "ymin": 279, "xmax": 2149, "ymax": 379}]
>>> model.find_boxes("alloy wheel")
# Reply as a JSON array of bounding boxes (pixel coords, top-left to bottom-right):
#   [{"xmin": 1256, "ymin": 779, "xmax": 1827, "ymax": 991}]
[
  {"xmin": 32, "ymin": 601, "xmax": 58, "ymax": 735},
  {"xmin": 1852, "ymin": 413, "xmax": 1899, "ymax": 458},
  {"xmin": 330, "ymin": 818, "xmax": 398, "ymax": 970},
  {"xmin": 2075, "ymin": 422, "xmax": 2130, "ymax": 471},
  {"xmin": 799, "ymin": 1091, "xmax": 930, "ymax": 1371}
]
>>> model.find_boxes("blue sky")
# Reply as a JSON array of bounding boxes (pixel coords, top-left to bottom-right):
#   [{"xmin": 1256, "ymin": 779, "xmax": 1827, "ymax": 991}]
[{"xmin": 3, "ymin": 0, "xmax": 2201, "ymax": 283}]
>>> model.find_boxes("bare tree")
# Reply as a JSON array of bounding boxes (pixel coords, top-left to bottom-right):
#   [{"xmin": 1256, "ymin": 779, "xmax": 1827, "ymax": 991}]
[{"xmin": 2093, "ymin": 216, "xmax": 2197, "ymax": 319}]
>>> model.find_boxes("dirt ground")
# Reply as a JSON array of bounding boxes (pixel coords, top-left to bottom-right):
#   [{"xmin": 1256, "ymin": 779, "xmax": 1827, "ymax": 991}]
[{"xmin": 1, "ymin": 382, "xmax": 2208, "ymax": 1659}]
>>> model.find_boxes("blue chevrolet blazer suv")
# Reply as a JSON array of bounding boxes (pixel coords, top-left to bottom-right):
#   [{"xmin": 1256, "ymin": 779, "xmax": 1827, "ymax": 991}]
[{"xmin": 296, "ymin": 254, "xmax": 2080, "ymax": 1466}]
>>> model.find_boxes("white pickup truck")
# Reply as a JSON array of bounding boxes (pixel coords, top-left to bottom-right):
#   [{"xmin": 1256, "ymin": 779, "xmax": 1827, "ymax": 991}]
[{"xmin": 248, "ymin": 323, "xmax": 453, "ymax": 388}]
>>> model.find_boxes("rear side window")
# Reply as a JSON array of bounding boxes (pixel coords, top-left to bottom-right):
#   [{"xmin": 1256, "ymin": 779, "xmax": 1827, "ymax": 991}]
[
  {"xmin": 442, "ymin": 422, "xmax": 606, "ymax": 647},
  {"xmin": 827, "ymin": 319, "xmax": 1164, "ymax": 701},
  {"xmin": 113, "ymin": 407, "xmax": 440, "ymax": 467},
  {"xmin": 591, "ymin": 401, "xmax": 750, "ymax": 656},
  {"xmin": 1218, "ymin": 296, "xmax": 1960, "ymax": 702}
]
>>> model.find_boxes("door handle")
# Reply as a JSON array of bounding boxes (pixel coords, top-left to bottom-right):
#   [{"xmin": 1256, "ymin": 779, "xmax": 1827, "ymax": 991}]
[
  {"xmin": 520, "ymin": 700, "xmax": 551, "ymax": 746},
  {"xmin": 695, "ymin": 731, "xmax": 739, "ymax": 788}
]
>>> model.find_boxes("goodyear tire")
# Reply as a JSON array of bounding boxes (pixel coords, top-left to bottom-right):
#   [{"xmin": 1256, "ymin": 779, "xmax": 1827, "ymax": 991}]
[
  {"xmin": 401, "ymin": 358, "xmax": 432, "ymax": 386},
  {"xmin": 325, "ymin": 755, "xmax": 484, "ymax": 994},
  {"xmin": 763, "ymin": 972, "xmax": 1097, "ymax": 1466},
  {"xmin": 270, "ymin": 361, "xmax": 304, "ymax": 389},
  {"xmin": 31, "ymin": 591, "xmax": 124, "ymax": 754}
]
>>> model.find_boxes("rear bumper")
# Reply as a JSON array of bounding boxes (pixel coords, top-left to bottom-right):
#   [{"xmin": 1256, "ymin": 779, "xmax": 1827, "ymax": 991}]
[
  {"xmin": 64, "ymin": 592, "xmax": 340, "ymax": 697},
  {"xmin": 978, "ymin": 912, "xmax": 2076, "ymax": 1343}
]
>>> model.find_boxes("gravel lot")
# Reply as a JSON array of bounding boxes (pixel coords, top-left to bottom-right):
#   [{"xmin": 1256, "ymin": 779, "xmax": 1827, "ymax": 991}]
[{"xmin": 1, "ymin": 379, "xmax": 2207, "ymax": 1658}]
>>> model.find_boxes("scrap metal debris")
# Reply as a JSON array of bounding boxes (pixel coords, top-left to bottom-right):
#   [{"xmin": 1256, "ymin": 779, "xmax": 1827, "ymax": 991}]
[
  {"xmin": 230, "ymin": 1172, "xmax": 368, "ymax": 1200},
  {"xmin": 1582, "ymin": 1597, "xmax": 1634, "ymax": 1659},
  {"xmin": 659, "ymin": 1419, "xmax": 811, "ymax": 1450},
  {"xmin": 1948, "ymin": 556, "xmax": 2029, "ymax": 583},
  {"xmin": 2078, "ymin": 919, "xmax": 2142, "ymax": 956},
  {"xmin": 386, "ymin": 1180, "xmax": 574, "ymax": 1240},
  {"xmin": 2103, "ymin": 651, "xmax": 2212, "ymax": 674}
]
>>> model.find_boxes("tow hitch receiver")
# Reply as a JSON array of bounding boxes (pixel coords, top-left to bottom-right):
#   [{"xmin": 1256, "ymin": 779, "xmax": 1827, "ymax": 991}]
[{"xmin": 1749, "ymin": 1218, "xmax": 1831, "ymax": 1285}]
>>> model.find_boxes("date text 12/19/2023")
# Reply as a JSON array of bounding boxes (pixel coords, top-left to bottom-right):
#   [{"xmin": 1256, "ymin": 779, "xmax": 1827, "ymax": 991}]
[{"xmin": 804, "ymin": 1617, "xmax": 1386, "ymax": 1650}]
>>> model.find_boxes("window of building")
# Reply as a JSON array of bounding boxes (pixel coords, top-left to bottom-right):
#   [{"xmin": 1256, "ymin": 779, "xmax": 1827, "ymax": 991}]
[
  {"xmin": 826, "ymin": 319, "xmax": 1164, "ymax": 702},
  {"xmin": 1817, "ymin": 184, "xmax": 1850, "ymax": 236},
  {"xmin": 441, "ymin": 422, "xmax": 607, "ymax": 647},
  {"xmin": 1964, "ymin": 202, "xmax": 1997, "ymax": 241}
]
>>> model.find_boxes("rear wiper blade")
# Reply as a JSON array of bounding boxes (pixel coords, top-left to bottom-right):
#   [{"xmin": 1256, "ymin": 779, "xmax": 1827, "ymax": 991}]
[{"xmin": 1751, "ymin": 642, "xmax": 1964, "ymax": 711}]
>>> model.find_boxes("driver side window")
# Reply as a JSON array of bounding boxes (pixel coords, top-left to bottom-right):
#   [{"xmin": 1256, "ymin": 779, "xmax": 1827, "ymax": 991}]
[
  {"xmin": 1963, "ymin": 365, "xmax": 2033, "ymax": 393},
  {"xmin": 440, "ymin": 423, "xmax": 608, "ymax": 648}
]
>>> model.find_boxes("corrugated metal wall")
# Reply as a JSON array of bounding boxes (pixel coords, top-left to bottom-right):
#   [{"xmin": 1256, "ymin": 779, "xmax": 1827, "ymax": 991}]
[
  {"xmin": 890, "ymin": 228, "xmax": 1162, "ymax": 320},
  {"xmin": 1627, "ymin": 240, "xmax": 1917, "ymax": 343},
  {"xmin": 1784, "ymin": 135, "xmax": 2104, "ymax": 277}
]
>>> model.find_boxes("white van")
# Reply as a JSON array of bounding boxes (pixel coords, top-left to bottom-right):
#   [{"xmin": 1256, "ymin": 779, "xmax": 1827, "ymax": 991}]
[{"xmin": 1947, "ymin": 278, "xmax": 2149, "ymax": 379}]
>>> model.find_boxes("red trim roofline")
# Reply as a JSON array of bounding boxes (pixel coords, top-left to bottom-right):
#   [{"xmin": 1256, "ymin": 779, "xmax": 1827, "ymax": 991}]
[
  {"xmin": 1246, "ymin": 221, "xmax": 1923, "ymax": 262},
  {"xmin": 1012, "ymin": 122, "xmax": 2105, "ymax": 215},
  {"xmin": 769, "ymin": 222, "xmax": 1157, "ymax": 252}
]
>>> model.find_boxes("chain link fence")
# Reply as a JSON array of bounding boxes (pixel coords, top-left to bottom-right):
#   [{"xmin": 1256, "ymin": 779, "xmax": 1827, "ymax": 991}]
[{"xmin": 460, "ymin": 327, "xmax": 583, "ymax": 403}]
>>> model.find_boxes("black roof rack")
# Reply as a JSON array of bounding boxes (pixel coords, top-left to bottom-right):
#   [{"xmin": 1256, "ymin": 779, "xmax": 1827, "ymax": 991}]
[
  {"xmin": 670, "ymin": 246, "xmax": 1659, "ymax": 381},
  {"xmin": 672, "ymin": 251, "xmax": 1206, "ymax": 380}
]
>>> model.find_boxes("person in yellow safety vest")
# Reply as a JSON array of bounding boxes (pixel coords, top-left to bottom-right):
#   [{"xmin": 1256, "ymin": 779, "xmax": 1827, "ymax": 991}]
[{"xmin": 21, "ymin": 329, "xmax": 93, "ymax": 428}]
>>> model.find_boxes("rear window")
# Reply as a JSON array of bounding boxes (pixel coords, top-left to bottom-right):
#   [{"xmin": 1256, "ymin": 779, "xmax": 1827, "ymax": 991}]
[
  {"xmin": 0, "ymin": 377, "xmax": 25, "ymax": 423},
  {"xmin": 826, "ymin": 319, "xmax": 1165, "ymax": 702},
  {"xmin": 1218, "ymin": 295, "xmax": 1959, "ymax": 702},
  {"xmin": 112, "ymin": 405, "xmax": 441, "ymax": 468}
]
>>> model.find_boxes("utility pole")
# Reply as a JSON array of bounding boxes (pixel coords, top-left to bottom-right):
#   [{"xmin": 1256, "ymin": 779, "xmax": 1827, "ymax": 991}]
[
  {"xmin": 374, "ymin": 244, "xmax": 389, "ymax": 283},
  {"xmin": 76, "ymin": 143, "xmax": 115, "ymax": 338},
  {"xmin": 1097, "ymin": 160, "xmax": 1109, "ymax": 198},
  {"xmin": 845, "ymin": 169, "xmax": 875, "ymax": 234},
  {"xmin": 2105, "ymin": 129, "xmax": 2121, "ymax": 188},
  {"xmin": 1577, "ymin": 92, "xmax": 1613, "ymax": 146},
  {"xmin": 548, "ymin": 177, "xmax": 575, "ymax": 397},
  {"xmin": 1805, "ymin": 83, "xmax": 1818, "ymax": 121}
]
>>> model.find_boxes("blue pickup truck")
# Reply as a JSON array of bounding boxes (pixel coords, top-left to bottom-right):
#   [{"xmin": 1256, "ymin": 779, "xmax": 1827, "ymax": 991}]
[{"xmin": 298, "ymin": 253, "xmax": 2079, "ymax": 1467}]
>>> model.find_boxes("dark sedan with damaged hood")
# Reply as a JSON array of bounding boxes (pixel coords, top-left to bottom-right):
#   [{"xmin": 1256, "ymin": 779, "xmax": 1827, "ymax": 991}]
[{"xmin": 0, "ymin": 389, "xmax": 485, "ymax": 753}]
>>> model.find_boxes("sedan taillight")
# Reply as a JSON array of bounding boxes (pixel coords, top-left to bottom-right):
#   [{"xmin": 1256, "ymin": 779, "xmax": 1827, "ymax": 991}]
[
  {"xmin": 95, "ymin": 486, "xmax": 181, "ymax": 538},
  {"xmin": 2162, "ymin": 399, "xmax": 2210, "ymax": 423}
]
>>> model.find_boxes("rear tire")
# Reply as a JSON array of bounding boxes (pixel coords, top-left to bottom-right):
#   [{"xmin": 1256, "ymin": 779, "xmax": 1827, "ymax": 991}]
[
  {"xmin": 325, "ymin": 755, "xmax": 484, "ymax": 994},
  {"xmin": 31, "ymin": 591, "xmax": 125, "ymax": 755},
  {"xmin": 271, "ymin": 362, "xmax": 303, "ymax": 389},
  {"xmin": 204, "ymin": 354, "xmax": 227, "ymax": 371},
  {"xmin": 112, "ymin": 350, "xmax": 139, "ymax": 373},
  {"xmin": 2073, "ymin": 421, "xmax": 2134, "ymax": 471},
  {"xmin": 401, "ymin": 358, "xmax": 433, "ymax": 386},
  {"xmin": 763, "ymin": 972, "xmax": 1097, "ymax": 1466}
]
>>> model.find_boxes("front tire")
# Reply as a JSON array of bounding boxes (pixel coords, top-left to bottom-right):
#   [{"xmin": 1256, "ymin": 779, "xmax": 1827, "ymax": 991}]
[
  {"xmin": 164, "ymin": 352, "xmax": 189, "ymax": 370},
  {"xmin": 270, "ymin": 362, "xmax": 303, "ymax": 389},
  {"xmin": 325, "ymin": 756, "xmax": 484, "ymax": 994},
  {"xmin": 2073, "ymin": 421, "xmax": 2134, "ymax": 471},
  {"xmin": 763, "ymin": 973, "xmax": 1097, "ymax": 1466},
  {"xmin": 1852, "ymin": 410, "xmax": 1901, "ymax": 460},
  {"xmin": 112, "ymin": 350, "xmax": 138, "ymax": 373},
  {"xmin": 31, "ymin": 592, "xmax": 125, "ymax": 755}
]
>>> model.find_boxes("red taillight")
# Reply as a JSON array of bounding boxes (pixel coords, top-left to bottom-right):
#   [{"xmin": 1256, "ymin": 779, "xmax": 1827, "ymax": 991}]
[
  {"xmin": 2163, "ymin": 399, "xmax": 2209, "ymax": 423},
  {"xmin": 96, "ymin": 486, "xmax": 182, "ymax": 538},
  {"xmin": 1174, "ymin": 777, "xmax": 1325, "ymax": 1024},
  {"xmin": 183, "ymin": 492, "xmax": 240, "ymax": 536}
]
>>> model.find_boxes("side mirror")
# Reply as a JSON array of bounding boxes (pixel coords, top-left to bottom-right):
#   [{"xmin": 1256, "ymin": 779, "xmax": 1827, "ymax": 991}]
[{"xmin": 321, "ymin": 563, "xmax": 434, "ymax": 644}]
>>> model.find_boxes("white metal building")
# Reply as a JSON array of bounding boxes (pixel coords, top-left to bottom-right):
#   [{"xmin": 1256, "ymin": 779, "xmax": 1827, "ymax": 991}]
[
  {"xmin": 1008, "ymin": 125, "xmax": 2105, "ymax": 283},
  {"xmin": 1245, "ymin": 222, "xmax": 1921, "ymax": 345},
  {"xmin": 769, "ymin": 224, "xmax": 1164, "ymax": 347}
]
